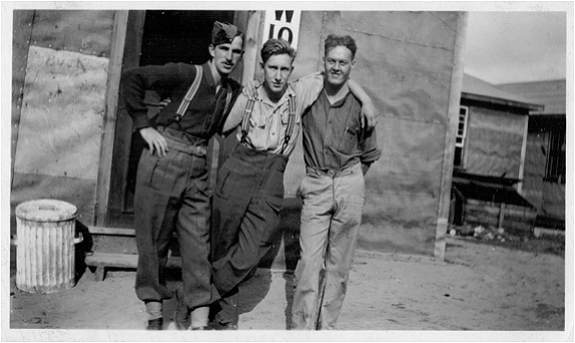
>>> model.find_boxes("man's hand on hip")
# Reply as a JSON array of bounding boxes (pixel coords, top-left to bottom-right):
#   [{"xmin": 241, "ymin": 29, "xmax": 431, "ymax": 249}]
[{"xmin": 140, "ymin": 127, "xmax": 168, "ymax": 157}]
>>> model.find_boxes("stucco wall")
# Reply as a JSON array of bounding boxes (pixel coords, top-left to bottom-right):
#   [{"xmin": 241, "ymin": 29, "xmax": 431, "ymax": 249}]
[
  {"xmin": 11, "ymin": 10, "xmax": 465, "ymax": 255},
  {"xmin": 464, "ymin": 106, "xmax": 526, "ymax": 179},
  {"xmin": 282, "ymin": 11, "xmax": 464, "ymax": 254},
  {"xmin": 11, "ymin": 10, "xmax": 115, "ymax": 223}
]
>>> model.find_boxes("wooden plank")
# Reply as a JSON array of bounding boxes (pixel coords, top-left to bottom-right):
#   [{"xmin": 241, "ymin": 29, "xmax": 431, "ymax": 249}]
[
  {"xmin": 11, "ymin": 10, "xmax": 35, "ymax": 184},
  {"xmin": 434, "ymin": 12, "xmax": 467, "ymax": 260},
  {"xmin": 94, "ymin": 11, "xmax": 129, "ymax": 226},
  {"xmin": 85, "ymin": 252, "xmax": 138, "ymax": 268},
  {"xmin": 92, "ymin": 235, "xmax": 138, "ymax": 255},
  {"xmin": 516, "ymin": 115, "xmax": 529, "ymax": 194},
  {"xmin": 85, "ymin": 252, "xmax": 181, "ymax": 281},
  {"xmin": 497, "ymin": 202, "xmax": 505, "ymax": 228},
  {"xmin": 85, "ymin": 252, "xmax": 181, "ymax": 268},
  {"xmin": 109, "ymin": 11, "xmax": 146, "ymax": 217},
  {"xmin": 88, "ymin": 226, "xmax": 135, "ymax": 236},
  {"xmin": 241, "ymin": 11, "xmax": 265, "ymax": 83}
]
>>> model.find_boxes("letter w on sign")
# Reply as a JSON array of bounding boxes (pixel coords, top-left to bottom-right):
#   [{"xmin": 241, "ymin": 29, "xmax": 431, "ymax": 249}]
[{"xmin": 262, "ymin": 10, "xmax": 302, "ymax": 48}]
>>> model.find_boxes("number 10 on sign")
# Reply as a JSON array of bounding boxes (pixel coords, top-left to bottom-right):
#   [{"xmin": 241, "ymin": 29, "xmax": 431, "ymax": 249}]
[{"xmin": 263, "ymin": 10, "xmax": 302, "ymax": 48}]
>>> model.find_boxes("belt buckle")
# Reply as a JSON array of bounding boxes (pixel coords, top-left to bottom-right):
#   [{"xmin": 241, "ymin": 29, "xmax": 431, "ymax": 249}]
[{"xmin": 191, "ymin": 145, "xmax": 207, "ymax": 157}]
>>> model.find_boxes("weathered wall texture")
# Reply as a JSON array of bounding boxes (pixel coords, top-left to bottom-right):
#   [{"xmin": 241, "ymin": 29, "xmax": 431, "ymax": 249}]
[
  {"xmin": 11, "ymin": 11, "xmax": 34, "ymax": 176},
  {"xmin": 464, "ymin": 107, "xmax": 526, "ymax": 179},
  {"xmin": 282, "ymin": 11, "xmax": 463, "ymax": 254},
  {"xmin": 522, "ymin": 126, "xmax": 565, "ymax": 222},
  {"xmin": 542, "ymin": 182, "xmax": 565, "ymax": 220},
  {"xmin": 523, "ymin": 132, "xmax": 547, "ymax": 211},
  {"xmin": 28, "ymin": 10, "xmax": 114, "ymax": 56},
  {"xmin": 11, "ymin": 11, "xmax": 115, "ymax": 223},
  {"xmin": 11, "ymin": 10, "xmax": 464, "ymax": 255}
]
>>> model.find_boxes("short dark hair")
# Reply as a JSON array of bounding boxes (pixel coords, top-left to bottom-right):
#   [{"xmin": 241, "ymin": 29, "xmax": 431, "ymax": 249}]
[
  {"xmin": 260, "ymin": 39, "xmax": 296, "ymax": 64},
  {"xmin": 324, "ymin": 34, "xmax": 357, "ymax": 59}
]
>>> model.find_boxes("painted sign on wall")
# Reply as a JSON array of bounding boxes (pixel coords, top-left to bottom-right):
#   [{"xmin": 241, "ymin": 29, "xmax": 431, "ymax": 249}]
[{"xmin": 262, "ymin": 10, "xmax": 302, "ymax": 48}]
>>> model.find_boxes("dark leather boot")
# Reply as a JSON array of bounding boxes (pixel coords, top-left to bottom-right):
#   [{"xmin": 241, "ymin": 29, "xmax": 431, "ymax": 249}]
[{"xmin": 146, "ymin": 318, "xmax": 163, "ymax": 330}]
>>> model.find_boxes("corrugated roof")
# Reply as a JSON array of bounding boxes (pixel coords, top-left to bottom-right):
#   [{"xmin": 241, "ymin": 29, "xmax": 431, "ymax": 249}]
[
  {"xmin": 462, "ymin": 74, "xmax": 543, "ymax": 111},
  {"xmin": 498, "ymin": 79, "xmax": 566, "ymax": 115}
]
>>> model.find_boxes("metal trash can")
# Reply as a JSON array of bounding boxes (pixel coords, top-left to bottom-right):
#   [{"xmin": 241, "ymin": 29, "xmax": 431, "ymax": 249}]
[{"xmin": 14, "ymin": 199, "xmax": 82, "ymax": 293}]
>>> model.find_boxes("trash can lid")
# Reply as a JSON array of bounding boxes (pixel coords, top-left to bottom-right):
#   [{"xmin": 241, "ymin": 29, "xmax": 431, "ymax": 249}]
[{"xmin": 15, "ymin": 199, "xmax": 77, "ymax": 222}]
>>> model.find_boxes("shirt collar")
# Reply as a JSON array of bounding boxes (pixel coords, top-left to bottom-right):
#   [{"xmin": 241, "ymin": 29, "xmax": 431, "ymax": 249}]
[
  {"xmin": 203, "ymin": 61, "xmax": 231, "ymax": 89},
  {"xmin": 255, "ymin": 83, "xmax": 296, "ymax": 105},
  {"xmin": 324, "ymin": 87, "xmax": 351, "ymax": 108}
]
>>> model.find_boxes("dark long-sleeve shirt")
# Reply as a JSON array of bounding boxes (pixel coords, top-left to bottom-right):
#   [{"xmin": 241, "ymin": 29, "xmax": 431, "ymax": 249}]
[
  {"xmin": 121, "ymin": 62, "xmax": 241, "ymax": 140},
  {"xmin": 302, "ymin": 90, "xmax": 381, "ymax": 172}
]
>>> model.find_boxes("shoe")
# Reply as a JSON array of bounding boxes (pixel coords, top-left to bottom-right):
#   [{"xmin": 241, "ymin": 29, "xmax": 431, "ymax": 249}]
[
  {"xmin": 147, "ymin": 318, "xmax": 163, "ymax": 330},
  {"xmin": 211, "ymin": 320, "xmax": 238, "ymax": 330},
  {"xmin": 189, "ymin": 325, "xmax": 209, "ymax": 330}
]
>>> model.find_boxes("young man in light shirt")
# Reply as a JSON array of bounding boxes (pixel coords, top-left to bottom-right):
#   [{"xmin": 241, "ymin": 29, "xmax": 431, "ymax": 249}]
[{"xmin": 208, "ymin": 38, "xmax": 377, "ymax": 329}]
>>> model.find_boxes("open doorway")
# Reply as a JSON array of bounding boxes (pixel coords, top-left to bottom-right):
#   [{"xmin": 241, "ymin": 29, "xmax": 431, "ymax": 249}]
[{"xmin": 107, "ymin": 10, "xmax": 236, "ymax": 227}]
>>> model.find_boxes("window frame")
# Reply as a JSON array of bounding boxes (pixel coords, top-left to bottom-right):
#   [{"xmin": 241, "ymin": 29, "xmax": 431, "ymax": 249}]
[{"xmin": 454, "ymin": 106, "xmax": 469, "ymax": 168}]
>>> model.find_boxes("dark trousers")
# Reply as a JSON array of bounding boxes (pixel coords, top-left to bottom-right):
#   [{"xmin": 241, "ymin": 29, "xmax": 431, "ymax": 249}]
[
  {"xmin": 134, "ymin": 128, "xmax": 217, "ymax": 310},
  {"xmin": 210, "ymin": 143, "xmax": 288, "ymax": 324}
]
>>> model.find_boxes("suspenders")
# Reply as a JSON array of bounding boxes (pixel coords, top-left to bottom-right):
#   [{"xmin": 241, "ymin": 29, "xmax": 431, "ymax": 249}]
[
  {"xmin": 174, "ymin": 65, "xmax": 203, "ymax": 122},
  {"xmin": 240, "ymin": 93, "xmax": 297, "ymax": 155},
  {"xmin": 283, "ymin": 95, "xmax": 297, "ymax": 154},
  {"xmin": 174, "ymin": 65, "xmax": 233, "ymax": 127},
  {"xmin": 240, "ymin": 98, "xmax": 257, "ymax": 143}
]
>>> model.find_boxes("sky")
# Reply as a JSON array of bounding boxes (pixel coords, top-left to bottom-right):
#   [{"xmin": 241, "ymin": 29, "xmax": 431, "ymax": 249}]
[{"xmin": 463, "ymin": 11, "xmax": 567, "ymax": 85}]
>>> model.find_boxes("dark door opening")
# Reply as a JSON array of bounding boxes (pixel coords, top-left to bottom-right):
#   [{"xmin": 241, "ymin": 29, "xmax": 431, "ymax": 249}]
[
  {"xmin": 140, "ymin": 10, "xmax": 235, "ymax": 65},
  {"xmin": 108, "ymin": 10, "xmax": 235, "ymax": 227}
]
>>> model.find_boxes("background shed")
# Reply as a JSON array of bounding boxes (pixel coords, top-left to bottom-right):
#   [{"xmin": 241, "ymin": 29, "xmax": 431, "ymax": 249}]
[
  {"xmin": 450, "ymin": 74, "xmax": 543, "ymax": 233},
  {"xmin": 499, "ymin": 79, "xmax": 566, "ymax": 229}
]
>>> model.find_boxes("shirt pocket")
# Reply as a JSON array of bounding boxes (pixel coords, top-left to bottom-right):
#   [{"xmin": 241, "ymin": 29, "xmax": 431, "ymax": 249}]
[
  {"xmin": 280, "ymin": 108, "xmax": 300, "ymax": 125},
  {"xmin": 337, "ymin": 123, "xmax": 360, "ymax": 154},
  {"xmin": 249, "ymin": 104, "xmax": 267, "ymax": 129}
]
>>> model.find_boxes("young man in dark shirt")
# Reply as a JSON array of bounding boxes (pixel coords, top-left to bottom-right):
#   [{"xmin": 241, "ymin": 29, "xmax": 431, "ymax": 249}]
[
  {"xmin": 121, "ymin": 21, "xmax": 243, "ymax": 330},
  {"xmin": 292, "ymin": 34, "xmax": 381, "ymax": 330}
]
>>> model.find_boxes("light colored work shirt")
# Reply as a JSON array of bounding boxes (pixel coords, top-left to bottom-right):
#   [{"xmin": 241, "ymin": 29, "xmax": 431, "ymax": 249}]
[{"xmin": 224, "ymin": 73, "xmax": 324, "ymax": 156}]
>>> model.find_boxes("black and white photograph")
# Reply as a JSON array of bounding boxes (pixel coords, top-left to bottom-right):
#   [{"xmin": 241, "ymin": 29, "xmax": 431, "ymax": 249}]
[{"xmin": 2, "ymin": 1, "xmax": 572, "ymax": 341}]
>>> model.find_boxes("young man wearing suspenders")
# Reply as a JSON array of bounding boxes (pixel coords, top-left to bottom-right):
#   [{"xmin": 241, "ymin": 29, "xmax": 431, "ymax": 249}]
[
  {"xmin": 208, "ymin": 38, "xmax": 377, "ymax": 330},
  {"xmin": 121, "ymin": 22, "xmax": 243, "ymax": 330}
]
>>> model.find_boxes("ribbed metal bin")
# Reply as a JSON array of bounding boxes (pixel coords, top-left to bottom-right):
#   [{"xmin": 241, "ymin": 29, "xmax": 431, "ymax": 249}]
[{"xmin": 15, "ymin": 199, "xmax": 81, "ymax": 294}]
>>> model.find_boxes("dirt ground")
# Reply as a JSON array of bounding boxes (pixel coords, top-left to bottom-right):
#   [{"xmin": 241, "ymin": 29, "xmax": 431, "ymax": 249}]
[{"xmin": 7, "ymin": 234, "xmax": 567, "ymax": 338}]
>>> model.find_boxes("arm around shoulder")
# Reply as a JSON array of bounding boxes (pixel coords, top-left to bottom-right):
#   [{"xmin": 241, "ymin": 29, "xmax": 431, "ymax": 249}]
[
  {"xmin": 222, "ymin": 92, "xmax": 249, "ymax": 134},
  {"xmin": 292, "ymin": 71, "xmax": 325, "ymax": 112},
  {"xmin": 348, "ymin": 79, "xmax": 378, "ymax": 129}
]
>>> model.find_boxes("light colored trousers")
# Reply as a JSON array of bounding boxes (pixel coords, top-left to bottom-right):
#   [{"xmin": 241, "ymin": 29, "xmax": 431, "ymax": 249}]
[{"xmin": 292, "ymin": 163, "xmax": 365, "ymax": 330}]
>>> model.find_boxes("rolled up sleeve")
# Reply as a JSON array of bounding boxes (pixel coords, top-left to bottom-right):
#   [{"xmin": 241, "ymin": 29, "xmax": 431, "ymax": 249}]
[
  {"xmin": 360, "ymin": 127, "xmax": 381, "ymax": 165},
  {"xmin": 222, "ymin": 92, "xmax": 249, "ymax": 133}
]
